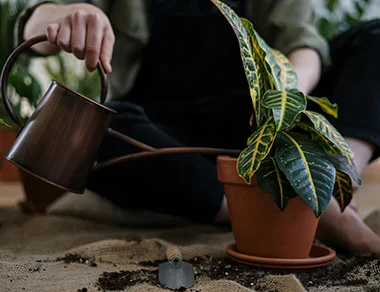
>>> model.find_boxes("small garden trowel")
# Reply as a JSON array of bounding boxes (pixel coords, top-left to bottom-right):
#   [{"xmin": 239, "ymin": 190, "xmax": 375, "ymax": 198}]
[{"xmin": 158, "ymin": 245, "xmax": 194, "ymax": 290}]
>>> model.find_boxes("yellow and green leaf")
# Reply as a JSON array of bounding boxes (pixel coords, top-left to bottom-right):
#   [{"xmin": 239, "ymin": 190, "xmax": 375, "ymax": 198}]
[
  {"xmin": 240, "ymin": 18, "xmax": 275, "ymax": 91},
  {"xmin": 303, "ymin": 111, "xmax": 354, "ymax": 165},
  {"xmin": 306, "ymin": 95, "xmax": 338, "ymax": 119},
  {"xmin": 297, "ymin": 122, "xmax": 343, "ymax": 155},
  {"xmin": 327, "ymin": 153, "xmax": 362, "ymax": 186},
  {"xmin": 297, "ymin": 122, "xmax": 360, "ymax": 185},
  {"xmin": 237, "ymin": 118, "xmax": 276, "ymax": 184},
  {"xmin": 211, "ymin": 0, "xmax": 262, "ymax": 126},
  {"xmin": 241, "ymin": 18, "xmax": 298, "ymax": 92},
  {"xmin": 270, "ymin": 49, "xmax": 298, "ymax": 90},
  {"xmin": 256, "ymin": 157, "xmax": 297, "ymax": 211},
  {"xmin": 333, "ymin": 171, "xmax": 353, "ymax": 212},
  {"xmin": 262, "ymin": 90, "xmax": 307, "ymax": 132},
  {"xmin": 241, "ymin": 18, "xmax": 299, "ymax": 92},
  {"xmin": 274, "ymin": 132, "xmax": 335, "ymax": 217}
]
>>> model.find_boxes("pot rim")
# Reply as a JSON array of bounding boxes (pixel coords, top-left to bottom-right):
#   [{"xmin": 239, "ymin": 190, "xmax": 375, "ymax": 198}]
[{"xmin": 217, "ymin": 155, "xmax": 258, "ymax": 186}]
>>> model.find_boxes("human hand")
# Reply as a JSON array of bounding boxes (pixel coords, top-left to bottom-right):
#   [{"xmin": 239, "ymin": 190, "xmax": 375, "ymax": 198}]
[{"xmin": 46, "ymin": 8, "xmax": 115, "ymax": 73}]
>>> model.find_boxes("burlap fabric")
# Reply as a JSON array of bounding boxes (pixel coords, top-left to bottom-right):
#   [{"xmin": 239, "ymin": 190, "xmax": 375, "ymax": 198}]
[{"xmin": 0, "ymin": 190, "xmax": 379, "ymax": 291}]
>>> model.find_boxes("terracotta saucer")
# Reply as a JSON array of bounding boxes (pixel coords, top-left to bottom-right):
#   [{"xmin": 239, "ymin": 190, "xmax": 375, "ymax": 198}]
[{"xmin": 226, "ymin": 242, "xmax": 336, "ymax": 269}]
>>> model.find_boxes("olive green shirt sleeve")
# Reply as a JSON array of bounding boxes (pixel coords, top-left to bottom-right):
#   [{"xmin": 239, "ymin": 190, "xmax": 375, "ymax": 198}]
[{"xmin": 247, "ymin": 0, "xmax": 331, "ymax": 69}]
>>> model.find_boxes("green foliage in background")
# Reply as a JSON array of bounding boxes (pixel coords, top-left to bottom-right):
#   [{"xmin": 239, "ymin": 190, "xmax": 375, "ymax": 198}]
[
  {"xmin": 0, "ymin": 0, "xmax": 42, "ymax": 127},
  {"xmin": 318, "ymin": 0, "xmax": 373, "ymax": 39},
  {"xmin": 43, "ymin": 54, "xmax": 101, "ymax": 102},
  {"xmin": 0, "ymin": 118, "xmax": 10, "ymax": 127}
]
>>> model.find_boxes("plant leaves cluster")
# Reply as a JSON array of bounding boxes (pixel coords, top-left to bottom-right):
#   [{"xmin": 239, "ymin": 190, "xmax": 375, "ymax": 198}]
[{"xmin": 211, "ymin": 0, "xmax": 362, "ymax": 217}]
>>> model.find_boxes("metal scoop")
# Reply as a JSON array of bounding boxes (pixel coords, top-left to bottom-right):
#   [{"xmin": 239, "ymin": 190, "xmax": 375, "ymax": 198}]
[{"xmin": 158, "ymin": 245, "xmax": 194, "ymax": 290}]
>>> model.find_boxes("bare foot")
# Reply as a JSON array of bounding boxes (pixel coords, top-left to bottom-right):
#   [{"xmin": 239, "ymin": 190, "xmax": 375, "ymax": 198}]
[{"xmin": 316, "ymin": 197, "xmax": 380, "ymax": 255}]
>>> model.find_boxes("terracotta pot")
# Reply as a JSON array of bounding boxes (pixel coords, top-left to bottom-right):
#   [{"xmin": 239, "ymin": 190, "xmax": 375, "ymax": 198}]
[
  {"xmin": 0, "ymin": 130, "xmax": 20, "ymax": 181},
  {"xmin": 217, "ymin": 155, "xmax": 320, "ymax": 259},
  {"xmin": 19, "ymin": 170, "xmax": 66, "ymax": 213}
]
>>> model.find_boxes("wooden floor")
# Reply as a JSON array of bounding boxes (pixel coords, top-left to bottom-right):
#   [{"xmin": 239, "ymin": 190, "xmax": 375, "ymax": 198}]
[{"xmin": 1, "ymin": 159, "xmax": 380, "ymax": 211}]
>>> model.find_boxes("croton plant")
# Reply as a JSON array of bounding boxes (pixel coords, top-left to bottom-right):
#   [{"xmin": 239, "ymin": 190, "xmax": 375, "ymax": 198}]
[{"xmin": 211, "ymin": 0, "xmax": 362, "ymax": 217}]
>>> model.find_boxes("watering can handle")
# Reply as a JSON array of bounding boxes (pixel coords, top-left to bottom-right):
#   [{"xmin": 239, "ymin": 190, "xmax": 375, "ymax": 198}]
[{"xmin": 0, "ymin": 34, "xmax": 108, "ymax": 127}]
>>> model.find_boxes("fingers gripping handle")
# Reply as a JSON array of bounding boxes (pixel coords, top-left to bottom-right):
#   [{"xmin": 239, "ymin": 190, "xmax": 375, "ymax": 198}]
[{"xmin": 0, "ymin": 34, "xmax": 108, "ymax": 127}]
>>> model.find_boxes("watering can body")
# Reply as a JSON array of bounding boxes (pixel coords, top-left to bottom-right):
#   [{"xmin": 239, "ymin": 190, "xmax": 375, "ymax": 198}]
[
  {"xmin": 6, "ymin": 81, "xmax": 115, "ymax": 193},
  {"xmin": 1, "ymin": 35, "xmax": 112, "ymax": 193}
]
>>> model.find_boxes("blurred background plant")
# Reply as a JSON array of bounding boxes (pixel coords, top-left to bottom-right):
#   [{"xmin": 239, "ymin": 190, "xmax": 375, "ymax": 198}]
[
  {"xmin": 40, "ymin": 53, "xmax": 101, "ymax": 104},
  {"xmin": 0, "ymin": 0, "xmax": 42, "ymax": 127},
  {"xmin": 317, "ymin": 0, "xmax": 374, "ymax": 39}
]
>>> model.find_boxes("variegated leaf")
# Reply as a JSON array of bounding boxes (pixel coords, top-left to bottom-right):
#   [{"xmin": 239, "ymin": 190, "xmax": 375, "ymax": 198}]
[
  {"xmin": 262, "ymin": 90, "xmax": 306, "ymax": 132},
  {"xmin": 270, "ymin": 49, "xmax": 299, "ymax": 90},
  {"xmin": 306, "ymin": 95, "xmax": 339, "ymax": 119},
  {"xmin": 275, "ymin": 132, "xmax": 335, "ymax": 217},
  {"xmin": 241, "ymin": 19, "xmax": 298, "ymax": 92},
  {"xmin": 297, "ymin": 123, "xmax": 354, "ymax": 180},
  {"xmin": 211, "ymin": 0, "xmax": 262, "ymax": 126},
  {"xmin": 328, "ymin": 154, "xmax": 362, "ymax": 185},
  {"xmin": 297, "ymin": 122, "xmax": 343, "ymax": 155},
  {"xmin": 334, "ymin": 171, "xmax": 353, "ymax": 212},
  {"xmin": 303, "ymin": 111, "xmax": 354, "ymax": 165},
  {"xmin": 237, "ymin": 118, "xmax": 276, "ymax": 184},
  {"xmin": 296, "ymin": 122, "xmax": 361, "ymax": 187},
  {"xmin": 256, "ymin": 157, "xmax": 297, "ymax": 211},
  {"xmin": 240, "ymin": 18, "xmax": 275, "ymax": 91}
]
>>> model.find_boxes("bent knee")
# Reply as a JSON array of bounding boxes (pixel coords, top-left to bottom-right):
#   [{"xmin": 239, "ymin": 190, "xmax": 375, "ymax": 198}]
[{"xmin": 353, "ymin": 20, "xmax": 380, "ymax": 47}]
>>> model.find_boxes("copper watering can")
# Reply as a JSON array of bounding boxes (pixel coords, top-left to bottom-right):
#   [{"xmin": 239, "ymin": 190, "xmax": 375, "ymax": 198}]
[{"xmin": 0, "ymin": 35, "xmax": 240, "ymax": 194}]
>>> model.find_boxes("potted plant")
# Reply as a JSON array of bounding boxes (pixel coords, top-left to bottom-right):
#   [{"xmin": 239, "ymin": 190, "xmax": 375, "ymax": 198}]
[{"xmin": 211, "ymin": 0, "xmax": 361, "ymax": 261}]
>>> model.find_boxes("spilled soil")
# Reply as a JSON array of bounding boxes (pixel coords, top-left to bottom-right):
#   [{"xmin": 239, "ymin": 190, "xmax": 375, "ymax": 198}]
[
  {"xmin": 96, "ymin": 253, "xmax": 380, "ymax": 291},
  {"xmin": 56, "ymin": 253, "xmax": 98, "ymax": 267}
]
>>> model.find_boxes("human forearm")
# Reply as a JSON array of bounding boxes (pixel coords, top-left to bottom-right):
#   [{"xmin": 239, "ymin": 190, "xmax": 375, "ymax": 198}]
[
  {"xmin": 23, "ymin": 2, "xmax": 114, "ymax": 72},
  {"xmin": 287, "ymin": 48, "xmax": 322, "ymax": 95}
]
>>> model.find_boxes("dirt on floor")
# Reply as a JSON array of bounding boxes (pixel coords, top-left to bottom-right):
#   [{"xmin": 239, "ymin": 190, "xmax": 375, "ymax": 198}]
[{"xmin": 93, "ymin": 253, "xmax": 380, "ymax": 291}]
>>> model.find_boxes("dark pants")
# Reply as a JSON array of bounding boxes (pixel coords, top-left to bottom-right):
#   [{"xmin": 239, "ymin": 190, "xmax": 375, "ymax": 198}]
[
  {"xmin": 88, "ymin": 20, "xmax": 380, "ymax": 223},
  {"xmin": 312, "ymin": 19, "xmax": 380, "ymax": 161}
]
